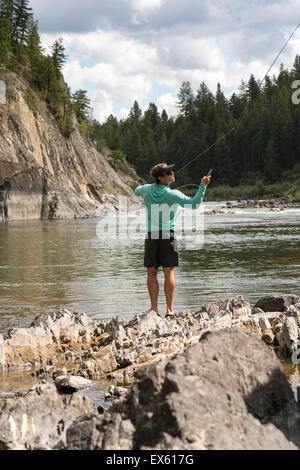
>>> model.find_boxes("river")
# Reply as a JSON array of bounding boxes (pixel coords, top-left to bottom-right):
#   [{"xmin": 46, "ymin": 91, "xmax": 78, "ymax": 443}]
[
  {"xmin": 0, "ymin": 201, "xmax": 299, "ymax": 331},
  {"xmin": 0, "ymin": 200, "xmax": 299, "ymax": 398}
]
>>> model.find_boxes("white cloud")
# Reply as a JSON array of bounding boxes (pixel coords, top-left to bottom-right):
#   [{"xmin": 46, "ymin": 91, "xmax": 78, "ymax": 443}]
[
  {"xmin": 91, "ymin": 89, "xmax": 114, "ymax": 122},
  {"xmin": 125, "ymin": 0, "xmax": 166, "ymax": 12},
  {"xmin": 157, "ymin": 93, "xmax": 178, "ymax": 116},
  {"xmin": 118, "ymin": 107, "xmax": 131, "ymax": 119},
  {"xmin": 125, "ymin": 0, "xmax": 167, "ymax": 23},
  {"xmin": 36, "ymin": 1, "xmax": 300, "ymax": 122}
]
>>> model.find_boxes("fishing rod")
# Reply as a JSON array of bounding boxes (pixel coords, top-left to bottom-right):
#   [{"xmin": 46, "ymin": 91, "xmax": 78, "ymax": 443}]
[{"xmin": 173, "ymin": 22, "xmax": 300, "ymax": 191}]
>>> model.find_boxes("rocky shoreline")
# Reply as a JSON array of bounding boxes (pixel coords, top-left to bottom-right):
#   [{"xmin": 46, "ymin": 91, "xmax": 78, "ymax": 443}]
[
  {"xmin": 0, "ymin": 293, "xmax": 299, "ymax": 450},
  {"xmin": 225, "ymin": 197, "xmax": 300, "ymax": 210},
  {"xmin": 202, "ymin": 197, "xmax": 300, "ymax": 215}
]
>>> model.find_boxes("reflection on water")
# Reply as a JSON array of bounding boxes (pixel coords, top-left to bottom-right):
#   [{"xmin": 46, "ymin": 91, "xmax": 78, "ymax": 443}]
[
  {"xmin": 0, "ymin": 204, "xmax": 299, "ymax": 333},
  {"xmin": 0, "ymin": 367, "xmax": 112, "ymax": 409},
  {"xmin": 0, "ymin": 368, "xmax": 40, "ymax": 397}
]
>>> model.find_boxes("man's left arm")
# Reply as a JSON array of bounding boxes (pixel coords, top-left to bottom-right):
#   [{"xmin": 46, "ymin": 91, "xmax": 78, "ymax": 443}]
[{"xmin": 170, "ymin": 175, "xmax": 211, "ymax": 209}]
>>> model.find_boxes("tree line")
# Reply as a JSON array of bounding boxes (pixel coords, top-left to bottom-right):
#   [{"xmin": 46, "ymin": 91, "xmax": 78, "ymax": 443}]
[
  {"xmin": 91, "ymin": 58, "xmax": 300, "ymax": 196},
  {"xmin": 1, "ymin": 1, "xmax": 299, "ymax": 198},
  {"xmin": 0, "ymin": 0, "xmax": 91, "ymax": 137}
]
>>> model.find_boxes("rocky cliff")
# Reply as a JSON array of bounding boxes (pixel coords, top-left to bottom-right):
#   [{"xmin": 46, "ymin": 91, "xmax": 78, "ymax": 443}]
[{"xmin": 0, "ymin": 68, "xmax": 140, "ymax": 222}]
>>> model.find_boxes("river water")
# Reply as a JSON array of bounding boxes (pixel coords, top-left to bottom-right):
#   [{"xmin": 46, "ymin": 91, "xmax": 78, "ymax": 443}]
[
  {"xmin": 0, "ymin": 201, "xmax": 299, "ymax": 398},
  {"xmin": 0, "ymin": 201, "xmax": 299, "ymax": 331}
]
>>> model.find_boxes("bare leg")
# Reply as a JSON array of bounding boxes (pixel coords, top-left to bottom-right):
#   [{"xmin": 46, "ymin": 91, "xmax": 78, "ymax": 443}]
[
  {"xmin": 147, "ymin": 267, "xmax": 159, "ymax": 314},
  {"xmin": 163, "ymin": 267, "xmax": 176, "ymax": 316}
]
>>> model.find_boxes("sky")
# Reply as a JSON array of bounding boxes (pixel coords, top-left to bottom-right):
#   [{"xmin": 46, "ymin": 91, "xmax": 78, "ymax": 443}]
[{"xmin": 30, "ymin": 0, "xmax": 300, "ymax": 122}]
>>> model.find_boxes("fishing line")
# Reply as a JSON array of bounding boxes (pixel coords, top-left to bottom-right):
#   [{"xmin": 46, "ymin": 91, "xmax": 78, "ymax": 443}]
[{"xmin": 174, "ymin": 22, "xmax": 300, "ymax": 191}]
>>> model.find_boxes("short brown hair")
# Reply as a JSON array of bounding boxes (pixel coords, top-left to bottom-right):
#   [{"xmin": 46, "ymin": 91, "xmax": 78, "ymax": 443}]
[{"xmin": 150, "ymin": 163, "xmax": 168, "ymax": 183}]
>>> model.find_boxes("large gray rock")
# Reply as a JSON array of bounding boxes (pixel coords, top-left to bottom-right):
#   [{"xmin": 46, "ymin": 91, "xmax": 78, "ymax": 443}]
[
  {"xmin": 0, "ymin": 383, "xmax": 94, "ymax": 450},
  {"xmin": 65, "ymin": 329, "xmax": 298, "ymax": 450},
  {"xmin": 253, "ymin": 294, "xmax": 300, "ymax": 313},
  {"xmin": 55, "ymin": 375, "xmax": 93, "ymax": 393},
  {"xmin": 126, "ymin": 329, "xmax": 297, "ymax": 450},
  {"xmin": 66, "ymin": 413, "xmax": 135, "ymax": 450}
]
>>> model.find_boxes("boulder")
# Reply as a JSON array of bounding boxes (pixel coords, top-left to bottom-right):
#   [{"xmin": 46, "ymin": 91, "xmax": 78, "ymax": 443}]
[
  {"xmin": 66, "ymin": 414, "xmax": 135, "ymax": 450},
  {"xmin": 65, "ymin": 329, "xmax": 298, "ymax": 450},
  {"xmin": 253, "ymin": 294, "xmax": 300, "ymax": 313},
  {"xmin": 0, "ymin": 383, "xmax": 94, "ymax": 450},
  {"xmin": 54, "ymin": 375, "xmax": 93, "ymax": 394}
]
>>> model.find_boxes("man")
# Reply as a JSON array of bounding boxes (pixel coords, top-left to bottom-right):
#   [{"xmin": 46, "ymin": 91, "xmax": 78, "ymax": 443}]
[{"xmin": 134, "ymin": 163, "xmax": 211, "ymax": 317}]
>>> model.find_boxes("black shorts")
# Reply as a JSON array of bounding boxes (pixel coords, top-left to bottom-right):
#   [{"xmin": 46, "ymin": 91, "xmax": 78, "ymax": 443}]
[{"xmin": 144, "ymin": 230, "xmax": 179, "ymax": 268}]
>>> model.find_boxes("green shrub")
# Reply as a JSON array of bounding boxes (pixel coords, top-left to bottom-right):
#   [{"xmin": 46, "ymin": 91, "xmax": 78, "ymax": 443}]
[
  {"xmin": 57, "ymin": 117, "xmax": 75, "ymax": 138},
  {"xmin": 110, "ymin": 149, "xmax": 126, "ymax": 160},
  {"xmin": 283, "ymin": 178, "xmax": 300, "ymax": 201},
  {"xmin": 79, "ymin": 120, "xmax": 89, "ymax": 136},
  {"xmin": 95, "ymin": 138, "xmax": 107, "ymax": 153}
]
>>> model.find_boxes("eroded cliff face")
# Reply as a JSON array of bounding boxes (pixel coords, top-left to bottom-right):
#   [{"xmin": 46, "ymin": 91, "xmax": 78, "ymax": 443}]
[{"xmin": 0, "ymin": 68, "xmax": 140, "ymax": 222}]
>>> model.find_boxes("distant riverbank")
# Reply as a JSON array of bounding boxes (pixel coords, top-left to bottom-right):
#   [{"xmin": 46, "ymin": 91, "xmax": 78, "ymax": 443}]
[{"xmin": 185, "ymin": 182, "xmax": 300, "ymax": 203}]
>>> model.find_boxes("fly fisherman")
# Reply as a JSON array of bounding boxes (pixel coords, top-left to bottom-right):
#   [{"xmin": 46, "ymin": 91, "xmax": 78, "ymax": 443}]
[{"xmin": 134, "ymin": 163, "xmax": 211, "ymax": 317}]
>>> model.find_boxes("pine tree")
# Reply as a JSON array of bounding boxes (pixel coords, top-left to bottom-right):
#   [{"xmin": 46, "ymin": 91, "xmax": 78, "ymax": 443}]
[
  {"xmin": 51, "ymin": 37, "xmax": 68, "ymax": 74},
  {"xmin": 276, "ymin": 63, "xmax": 289, "ymax": 88},
  {"xmin": 161, "ymin": 109, "xmax": 168, "ymax": 123},
  {"xmin": 129, "ymin": 100, "xmax": 142, "ymax": 123},
  {"xmin": 195, "ymin": 82, "xmax": 215, "ymax": 123},
  {"xmin": 177, "ymin": 81, "xmax": 195, "ymax": 118},
  {"xmin": 143, "ymin": 102, "xmax": 160, "ymax": 132},
  {"xmin": 264, "ymin": 137, "xmax": 280, "ymax": 182},
  {"xmin": 291, "ymin": 55, "xmax": 300, "ymax": 79},
  {"xmin": 72, "ymin": 89, "xmax": 91, "ymax": 123},
  {"xmin": 126, "ymin": 125, "xmax": 144, "ymax": 172},
  {"xmin": 228, "ymin": 93, "xmax": 245, "ymax": 119},
  {"xmin": 26, "ymin": 17, "xmax": 43, "ymax": 83},
  {"xmin": 246, "ymin": 74, "xmax": 261, "ymax": 102},
  {"xmin": 262, "ymin": 75, "xmax": 274, "ymax": 99},
  {"xmin": 38, "ymin": 54, "xmax": 56, "ymax": 100},
  {"xmin": 0, "ymin": 0, "xmax": 13, "ymax": 63},
  {"xmin": 157, "ymin": 133, "xmax": 168, "ymax": 160},
  {"xmin": 11, "ymin": 0, "xmax": 33, "ymax": 45}
]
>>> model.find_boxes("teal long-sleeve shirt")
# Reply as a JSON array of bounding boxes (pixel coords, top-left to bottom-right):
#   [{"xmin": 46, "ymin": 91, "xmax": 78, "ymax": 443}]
[{"xmin": 134, "ymin": 182, "xmax": 207, "ymax": 232}]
